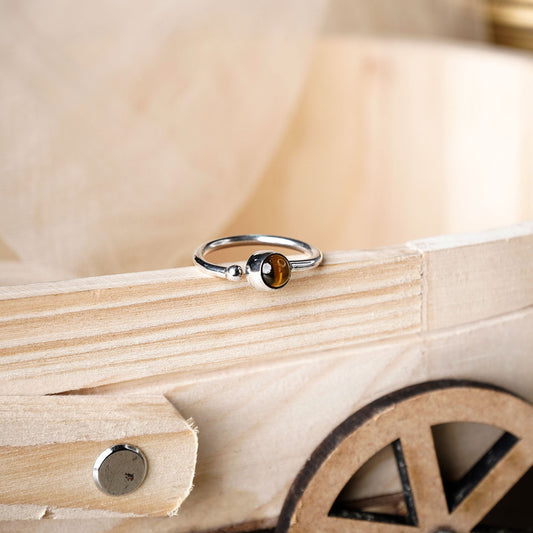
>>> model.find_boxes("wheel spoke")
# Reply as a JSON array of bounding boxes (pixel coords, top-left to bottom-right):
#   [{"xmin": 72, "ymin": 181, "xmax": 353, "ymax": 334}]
[
  {"xmin": 448, "ymin": 439, "xmax": 533, "ymax": 530},
  {"xmin": 398, "ymin": 423, "xmax": 449, "ymax": 527},
  {"xmin": 277, "ymin": 382, "xmax": 533, "ymax": 533}
]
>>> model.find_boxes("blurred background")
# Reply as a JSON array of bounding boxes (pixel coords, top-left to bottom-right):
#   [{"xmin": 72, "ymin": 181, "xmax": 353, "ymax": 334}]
[{"xmin": 0, "ymin": 0, "xmax": 532, "ymax": 284}]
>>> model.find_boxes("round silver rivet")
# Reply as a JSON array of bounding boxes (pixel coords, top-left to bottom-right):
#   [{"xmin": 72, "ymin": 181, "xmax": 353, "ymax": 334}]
[{"xmin": 93, "ymin": 444, "xmax": 147, "ymax": 496}]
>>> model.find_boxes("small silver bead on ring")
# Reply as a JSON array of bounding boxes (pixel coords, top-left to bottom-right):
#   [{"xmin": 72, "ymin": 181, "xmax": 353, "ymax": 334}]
[{"xmin": 226, "ymin": 264, "xmax": 243, "ymax": 281}]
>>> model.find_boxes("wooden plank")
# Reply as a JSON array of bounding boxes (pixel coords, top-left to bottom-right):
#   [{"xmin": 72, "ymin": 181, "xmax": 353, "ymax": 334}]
[
  {"xmin": 1, "ymin": 224, "xmax": 526, "ymax": 398},
  {"xmin": 158, "ymin": 306, "xmax": 533, "ymax": 532},
  {"xmin": 409, "ymin": 221, "xmax": 533, "ymax": 330},
  {"xmin": 0, "ymin": 396, "xmax": 197, "ymax": 519},
  {"xmin": 0, "ymin": 224, "xmax": 532, "ymax": 530},
  {"xmin": 2, "ymin": 227, "xmax": 533, "ymax": 532},
  {"xmin": 0, "ymin": 248, "xmax": 421, "ymax": 395},
  {"xmin": 21, "ymin": 304, "xmax": 527, "ymax": 533}
]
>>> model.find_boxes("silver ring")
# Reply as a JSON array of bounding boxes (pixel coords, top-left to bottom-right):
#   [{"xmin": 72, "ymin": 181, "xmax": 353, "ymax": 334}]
[{"xmin": 193, "ymin": 235, "xmax": 323, "ymax": 291}]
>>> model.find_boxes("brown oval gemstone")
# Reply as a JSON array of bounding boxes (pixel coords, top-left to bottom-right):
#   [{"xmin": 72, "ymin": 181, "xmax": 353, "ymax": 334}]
[{"xmin": 261, "ymin": 253, "xmax": 291, "ymax": 289}]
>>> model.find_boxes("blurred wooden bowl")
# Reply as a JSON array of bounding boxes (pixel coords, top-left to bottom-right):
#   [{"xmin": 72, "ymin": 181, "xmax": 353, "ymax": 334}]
[{"xmin": 224, "ymin": 37, "xmax": 533, "ymax": 254}]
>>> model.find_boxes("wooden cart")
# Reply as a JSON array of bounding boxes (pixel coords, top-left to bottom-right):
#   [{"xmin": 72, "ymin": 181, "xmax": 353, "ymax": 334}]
[{"xmin": 1, "ymin": 37, "xmax": 533, "ymax": 533}]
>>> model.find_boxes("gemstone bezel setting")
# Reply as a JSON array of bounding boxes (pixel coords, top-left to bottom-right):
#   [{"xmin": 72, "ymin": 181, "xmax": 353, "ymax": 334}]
[{"xmin": 245, "ymin": 251, "xmax": 292, "ymax": 290}]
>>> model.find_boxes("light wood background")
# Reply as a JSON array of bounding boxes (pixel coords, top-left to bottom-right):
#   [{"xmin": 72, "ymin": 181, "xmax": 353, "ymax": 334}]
[{"xmin": 0, "ymin": 1, "xmax": 490, "ymax": 285}]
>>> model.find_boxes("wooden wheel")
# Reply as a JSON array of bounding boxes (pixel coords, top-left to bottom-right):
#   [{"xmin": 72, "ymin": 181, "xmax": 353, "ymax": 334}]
[{"xmin": 276, "ymin": 380, "xmax": 533, "ymax": 533}]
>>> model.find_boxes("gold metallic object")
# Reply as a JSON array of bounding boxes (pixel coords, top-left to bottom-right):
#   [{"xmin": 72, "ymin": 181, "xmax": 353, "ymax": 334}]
[{"xmin": 487, "ymin": 0, "xmax": 533, "ymax": 51}]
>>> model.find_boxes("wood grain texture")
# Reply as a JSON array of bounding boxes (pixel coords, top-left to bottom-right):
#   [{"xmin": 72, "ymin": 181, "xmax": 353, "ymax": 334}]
[
  {"xmin": 0, "ymin": 396, "xmax": 197, "ymax": 519},
  {"xmin": 0, "ymin": 224, "xmax": 532, "ymax": 531},
  {"xmin": 409, "ymin": 221, "xmax": 533, "ymax": 330},
  {"xmin": 20, "ymin": 304, "xmax": 529, "ymax": 533},
  {"xmin": 0, "ymin": 247, "xmax": 421, "ymax": 395},
  {"xmin": 1, "ymin": 225, "xmax": 530, "ymax": 397}
]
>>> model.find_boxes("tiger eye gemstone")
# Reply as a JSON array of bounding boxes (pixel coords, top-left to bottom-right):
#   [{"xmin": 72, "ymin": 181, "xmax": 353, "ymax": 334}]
[{"xmin": 261, "ymin": 253, "xmax": 291, "ymax": 289}]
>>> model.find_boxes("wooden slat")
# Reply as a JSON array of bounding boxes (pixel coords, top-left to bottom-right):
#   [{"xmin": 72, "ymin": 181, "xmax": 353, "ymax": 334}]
[
  {"xmin": 0, "ymin": 248, "xmax": 421, "ymax": 395},
  {"xmin": 1, "ymin": 225, "xmax": 527, "ymax": 397},
  {"xmin": 409, "ymin": 221, "xmax": 533, "ymax": 330},
  {"xmin": 0, "ymin": 396, "xmax": 197, "ymax": 519}
]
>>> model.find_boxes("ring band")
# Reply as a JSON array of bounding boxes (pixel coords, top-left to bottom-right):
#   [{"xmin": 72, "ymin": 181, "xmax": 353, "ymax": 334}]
[{"xmin": 193, "ymin": 235, "xmax": 323, "ymax": 291}]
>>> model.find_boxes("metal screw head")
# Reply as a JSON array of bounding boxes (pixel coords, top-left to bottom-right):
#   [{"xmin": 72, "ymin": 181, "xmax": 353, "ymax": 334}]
[{"xmin": 93, "ymin": 444, "xmax": 147, "ymax": 496}]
